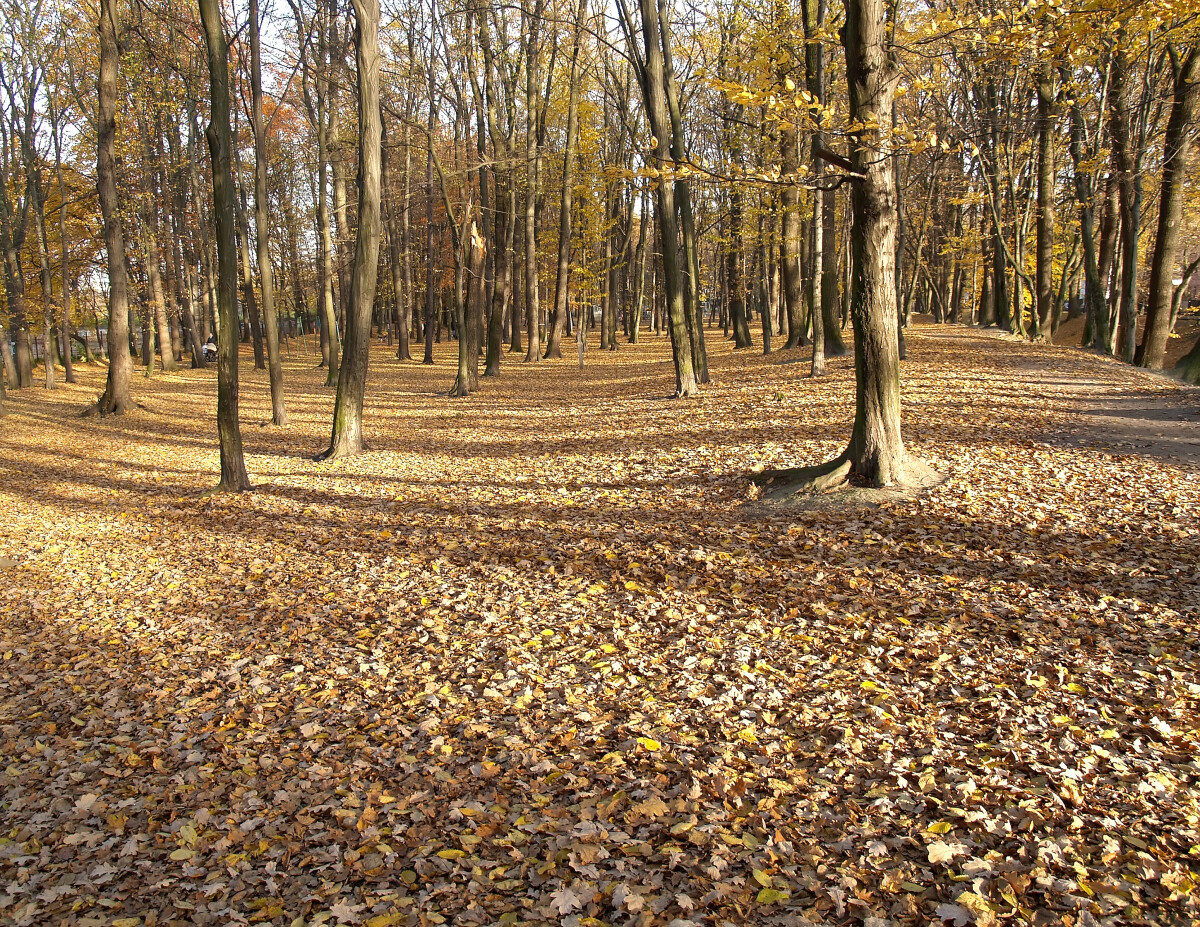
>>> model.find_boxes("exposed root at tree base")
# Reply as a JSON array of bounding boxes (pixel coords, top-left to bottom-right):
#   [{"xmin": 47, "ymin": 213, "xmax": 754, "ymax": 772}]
[
  {"xmin": 81, "ymin": 397, "xmax": 148, "ymax": 418},
  {"xmin": 748, "ymin": 453, "xmax": 945, "ymax": 513},
  {"xmin": 202, "ymin": 480, "xmax": 253, "ymax": 496},
  {"xmin": 314, "ymin": 442, "xmax": 368, "ymax": 463}
]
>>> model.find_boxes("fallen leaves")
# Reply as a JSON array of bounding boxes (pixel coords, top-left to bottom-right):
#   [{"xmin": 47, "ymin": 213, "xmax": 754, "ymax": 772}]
[{"xmin": 0, "ymin": 331, "xmax": 1197, "ymax": 926}]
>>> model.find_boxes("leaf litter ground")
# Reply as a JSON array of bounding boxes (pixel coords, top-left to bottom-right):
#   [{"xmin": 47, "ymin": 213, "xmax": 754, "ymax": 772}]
[{"xmin": 0, "ymin": 327, "xmax": 1197, "ymax": 927}]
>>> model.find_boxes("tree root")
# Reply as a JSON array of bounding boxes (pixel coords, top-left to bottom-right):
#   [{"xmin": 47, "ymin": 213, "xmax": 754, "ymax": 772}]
[
  {"xmin": 314, "ymin": 442, "xmax": 355, "ymax": 462},
  {"xmin": 753, "ymin": 455, "xmax": 853, "ymax": 496},
  {"xmin": 753, "ymin": 452, "xmax": 944, "ymax": 500},
  {"xmin": 204, "ymin": 478, "xmax": 253, "ymax": 496}
]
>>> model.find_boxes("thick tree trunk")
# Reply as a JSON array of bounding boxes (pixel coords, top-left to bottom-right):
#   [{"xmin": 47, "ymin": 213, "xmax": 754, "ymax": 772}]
[
  {"xmin": 322, "ymin": 0, "xmax": 382, "ymax": 458},
  {"xmin": 1140, "ymin": 46, "xmax": 1200, "ymax": 370},
  {"xmin": 486, "ymin": 183, "xmax": 513, "ymax": 376},
  {"xmin": 659, "ymin": 0, "xmax": 707, "ymax": 382},
  {"xmin": 452, "ymin": 220, "xmax": 485, "ymax": 396},
  {"xmin": 765, "ymin": 0, "xmax": 935, "ymax": 494},
  {"xmin": 1067, "ymin": 90, "xmax": 1108, "ymax": 352},
  {"xmin": 199, "ymin": 0, "xmax": 251, "ymax": 489},
  {"xmin": 728, "ymin": 198, "xmax": 751, "ymax": 349},
  {"xmin": 96, "ymin": 0, "xmax": 133, "ymax": 414}
]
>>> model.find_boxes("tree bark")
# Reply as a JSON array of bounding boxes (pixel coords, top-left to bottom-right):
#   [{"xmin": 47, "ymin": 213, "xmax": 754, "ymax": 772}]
[
  {"xmin": 1110, "ymin": 46, "xmax": 1142, "ymax": 363},
  {"xmin": 766, "ymin": 0, "xmax": 935, "ymax": 493},
  {"xmin": 96, "ymin": 0, "xmax": 133, "ymax": 414},
  {"xmin": 522, "ymin": 0, "xmax": 545, "ymax": 363},
  {"xmin": 1140, "ymin": 46, "xmax": 1200, "ymax": 370},
  {"xmin": 659, "ymin": 0, "xmax": 708, "ymax": 382},
  {"xmin": 321, "ymin": 0, "xmax": 382, "ymax": 459},
  {"xmin": 546, "ymin": 0, "xmax": 587, "ymax": 359},
  {"xmin": 250, "ymin": 0, "xmax": 287, "ymax": 423},
  {"xmin": 198, "ymin": 0, "xmax": 251, "ymax": 490},
  {"xmin": 1034, "ymin": 65, "xmax": 1056, "ymax": 340},
  {"xmin": 618, "ymin": 0, "xmax": 696, "ymax": 395},
  {"xmin": 780, "ymin": 128, "xmax": 806, "ymax": 348}
]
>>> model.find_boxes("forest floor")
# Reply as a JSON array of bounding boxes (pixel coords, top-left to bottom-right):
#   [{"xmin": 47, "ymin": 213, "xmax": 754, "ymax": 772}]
[{"xmin": 0, "ymin": 325, "xmax": 1198, "ymax": 927}]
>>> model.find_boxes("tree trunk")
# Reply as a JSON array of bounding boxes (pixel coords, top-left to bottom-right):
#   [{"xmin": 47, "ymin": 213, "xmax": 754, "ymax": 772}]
[
  {"xmin": 546, "ymin": 0, "xmax": 587, "ymax": 359},
  {"xmin": 250, "ymin": 0, "xmax": 287, "ymax": 423},
  {"xmin": 96, "ymin": 0, "xmax": 133, "ymax": 414},
  {"xmin": 766, "ymin": 0, "xmax": 934, "ymax": 493},
  {"xmin": 322, "ymin": 0, "xmax": 382, "ymax": 459},
  {"xmin": 803, "ymin": 0, "xmax": 826, "ymax": 374},
  {"xmin": 780, "ymin": 127, "xmax": 806, "ymax": 349},
  {"xmin": 1110, "ymin": 47, "xmax": 1142, "ymax": 363},
  {"xmin": 232, "ymin": 126, "xmax": 266, "ymax": 372},
  {"xmin": 1034, "ymin": 65, "xmax": 1056, "ymax": 340},
  {"xmin": 659, "ymin": 0, "xmax": 707, "ymax": 382},
  {"xmin": 1140, "ymin": 46, "xmax": 1200, "ymax": 370},
  {"xmin": 422, "ymin": 44, "xmax": 437, "ymax": 366},
  {"xmin": 33, "ymin": 182, "xmax": 58, "ymax": 389},
  {"xmin": 199, "ymin": 0, "xmax": 251, "ymax": 489},
  {"xmin": 523, "ymin": 0, "xmax": 545, "ymax": 363},
  {"xmin": 318, "ymin": 36, "xmax": 340, "ymax": 381},
  {"xmin": 622, "ymin": 0, "xmax": 696, "ymax": 395}
]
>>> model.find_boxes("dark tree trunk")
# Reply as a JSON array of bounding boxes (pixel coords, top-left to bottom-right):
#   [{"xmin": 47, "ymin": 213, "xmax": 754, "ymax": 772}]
[
  {"xmin": 198, "ymin": 0, "xmax": 251, "ymax": 489},
  {"xmin": 1034, "ymin": 66, "xmax": 1056, "ymax": 340},
  {"xmin": 618, "ymin": 0, "xmax": 696, "ymax": 395},
  {"xmin": 1110, "ymin": 48, "xmax": 1142, "ymax": 363},
  {"xmin": 1141, "ymin": 46, "xmax": 1200, "ymax": 370},
  {"xmin": 546, "ymin": 0, "xmax": 587, "ymax": 359}
]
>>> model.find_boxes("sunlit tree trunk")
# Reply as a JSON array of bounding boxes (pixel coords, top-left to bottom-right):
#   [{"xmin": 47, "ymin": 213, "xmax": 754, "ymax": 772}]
[
  {"xmin": 321, "ymin": 0, "xmax": 382, "ymax": 458},
  {"xmin": 96, "ymin": 0, "xmax": 133, "ymax": 413}
]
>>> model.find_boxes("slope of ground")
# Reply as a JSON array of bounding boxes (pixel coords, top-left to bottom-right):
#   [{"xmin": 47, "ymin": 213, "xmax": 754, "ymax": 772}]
[
  {"xmin": 0, "ymin": 327, "xmax": 1197, "ymax": 927},
  {"xmin": 1052, "ymin": 307, "xmax": 1200, "ymax": 371}
]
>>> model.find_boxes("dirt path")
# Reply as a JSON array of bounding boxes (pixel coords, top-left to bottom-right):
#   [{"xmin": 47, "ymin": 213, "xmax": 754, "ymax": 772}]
[{"xmin": 926, "ymin": 326, "xmax": 1200, "ymax": 467}]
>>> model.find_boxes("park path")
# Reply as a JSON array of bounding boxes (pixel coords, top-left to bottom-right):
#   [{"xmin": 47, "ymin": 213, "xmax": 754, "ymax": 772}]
[{"xmin": 924, "ymin": 326, "xmax": 1200, "ymax": 468}]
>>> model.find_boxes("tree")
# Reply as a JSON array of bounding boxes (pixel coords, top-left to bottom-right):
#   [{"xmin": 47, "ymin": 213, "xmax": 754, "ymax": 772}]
[
  {"xmin": 95, "ymin": 0, "xmax": 133, "ymax": 414},
  {"xmin": 199, "ymin": 0, "xmax": 252, "ymax": 490},
  {"xmin": 1141, "ymin": 44, "xmax": 1200, "ymax": 371},
  {"xmin": 763, "ymin": 0, "xmax": 937, "ymax": 492},
  {"xmin": 545, "ymin": 0, "xmax": 587, "ymax": 360},
  {"xmin": 320, "ymin": 0, "xmax": 382, "ymax": 459},
  {"xmin": 617, "ymin": 0, "xmax": 698, "ymax": 397},
  {"xmin": 250, "ymin": 0, "xmax": 288, "ymax": 424}
]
